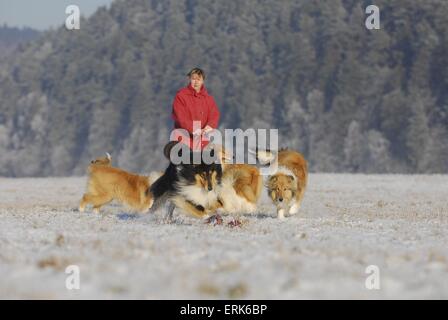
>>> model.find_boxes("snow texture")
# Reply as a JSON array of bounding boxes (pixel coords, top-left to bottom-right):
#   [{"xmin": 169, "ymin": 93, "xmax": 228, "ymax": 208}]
[{"xmin": 0, "ymin": 174, "xmax": 447, "ymax": 299}]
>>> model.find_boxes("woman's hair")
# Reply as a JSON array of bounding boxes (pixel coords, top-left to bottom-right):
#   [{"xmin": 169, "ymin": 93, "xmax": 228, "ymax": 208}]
[{"xmin": 187, "ymin": 67, "xmax": 205, "ymax": 79}]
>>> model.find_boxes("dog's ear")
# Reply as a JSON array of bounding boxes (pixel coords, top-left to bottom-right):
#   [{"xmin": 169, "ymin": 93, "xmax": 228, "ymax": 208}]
[
  {"xmin": 163, "ymin": 141, "xmax": 180, "ymax": 159},
  {"xmin": 265, "ymin": 175, "xmax": 277, "ymax": 188}
]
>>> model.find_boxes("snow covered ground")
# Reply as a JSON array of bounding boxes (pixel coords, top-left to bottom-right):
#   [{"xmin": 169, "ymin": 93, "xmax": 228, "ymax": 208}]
[{"xmin": 0, "ymin": 174, "xmax": 447, "ymax": 299}]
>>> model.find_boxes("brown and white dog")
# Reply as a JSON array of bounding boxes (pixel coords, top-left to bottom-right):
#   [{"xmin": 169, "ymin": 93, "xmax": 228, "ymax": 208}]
[
  {"xmin": 185, "ymin": 145, "xmax": 263, "ymax": 226},
  {"xmin": 256, "ymin": 148, "xmax": 308, "ymax": 219},
  {"xmin": 216, "ymin": 160, "xmax": 263, "ymax": 216},
  {"xmin": 79, "ymin": 154, "xmax": 154, "ymax": 214}
]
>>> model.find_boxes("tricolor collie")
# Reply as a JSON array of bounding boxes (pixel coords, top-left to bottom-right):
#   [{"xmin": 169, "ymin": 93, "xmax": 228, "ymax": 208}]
[
  {"xmin": 79, "ymin": 154, "xmax": 154, "ymax": 214},
  {"xmin": 150, "ymin": 142, "xmax": 223, "ymax": 219},
  {"xmin": 256, "ymin": 148, "xmax": 308, "ymax": 219}
]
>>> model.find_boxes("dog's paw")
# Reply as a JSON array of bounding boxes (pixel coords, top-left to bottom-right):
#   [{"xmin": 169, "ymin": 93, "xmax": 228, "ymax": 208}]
[
  {"xmin": 277, "ymin": 209, "xmax": 285, "ymax": 219},
  {"xmin": 227, "ymin": 219, "xmax": 242, "ymax": 228},
  {"xmin": 289, "ymin": 204, "xmax": 299, "ymax": 215},
  {"xmin": 205, "ymin": 214, "xmax": 223, "ymax": 226},
  {"xmin": 161, "ymin": 217, "xmax": 175, "ymax": 224}
]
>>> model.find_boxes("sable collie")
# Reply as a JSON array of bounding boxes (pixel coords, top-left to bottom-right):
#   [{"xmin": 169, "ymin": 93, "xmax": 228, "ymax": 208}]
[
  {"xmin": 150, "ymin": 142, "xmax": 223, "ymax": 219},
  {"xmin": 215, "ymin": 153, "xmax": 263, "ymax": 215},
  {"xmin": 79, "ymin": 155, "xmax": 154, "ymax": 214},
  {"xmin": 256, "ymin": 148, "xmax": 308, "ymax": 219}
]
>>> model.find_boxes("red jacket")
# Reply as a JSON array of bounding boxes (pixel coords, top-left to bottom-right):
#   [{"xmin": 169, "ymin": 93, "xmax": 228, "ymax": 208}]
[{"xmin": 171, "ymin": 84, "xmax": 220, "ymax": 149}]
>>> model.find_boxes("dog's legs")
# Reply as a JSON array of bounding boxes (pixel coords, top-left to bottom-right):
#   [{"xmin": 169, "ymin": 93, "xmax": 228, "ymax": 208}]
[
  {"xmin": 79, "ymin": 193, "xmax": 95, "ymax": 212},
  {"xmin": 209, "ymin": 198, "xmax": 224, "ymax": 212},
  {"xmin": 79, "ymin": 194, "xmax": 88, "ymax": 212},
  {"xmin": 140, "ymin": 198, "xmax": 154, "ymax": 213},
  {"xmin": 289, "ymin": 201, "xmax": 301, "ymax": 215},
  {"xmin": 90, "ymin": 194, "xmax": 113, "ymax": 214},
  {"xmin": 93, "ymin": 206, "xmax": 101, "ymax": 214},
  {"xmin": 291, "ymin": 185, "xmax": 306, "ymax": 215},
  {"xmin": 289, "ymin": 185, "xmax": 306, "ymax": 215},
  {"xmin": 182, "ymin": 201, "xmax": 209, "ymax": 218},
  {"xmin": 171, "ymin": 197, "xmax": 210, "ymax": 219},
  {"xmin": 164, "ymin": 202, "xmax": 175, "ymax": 222},
  {"xmin": 277, "ymin": 208, "xmax": 285, "ymax": 219}
]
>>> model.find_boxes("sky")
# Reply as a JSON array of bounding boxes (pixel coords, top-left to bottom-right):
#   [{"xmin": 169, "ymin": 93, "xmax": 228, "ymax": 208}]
[{"xmin": 0, "ymin": 0, "xmax": 115, "ymax": 30}]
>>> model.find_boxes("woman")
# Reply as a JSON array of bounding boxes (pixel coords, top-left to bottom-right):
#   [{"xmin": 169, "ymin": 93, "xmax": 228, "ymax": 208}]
[{"xmin": 171, "ymin": 67, "xmax": 220, "ymax": 150}]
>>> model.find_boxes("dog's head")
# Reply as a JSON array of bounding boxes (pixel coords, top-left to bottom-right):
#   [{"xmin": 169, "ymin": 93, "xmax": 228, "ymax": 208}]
[
  {"xmin": 90, "ymin": 152, "xmax": 112, "ymax": 166},
  {"xmin": 193, "ymin": 162, "xmax": 222, "ymax": 192},
  {"xmin": 266, "ymin": 173, "xmax": 296, "ymax": 206},
  {"xmin": 176, "ymin": 160, "xmax": 222, "ymax": 193},
  {"xmin": 165, "ymin": 141, "xmax": 223, "ymax": 192}
]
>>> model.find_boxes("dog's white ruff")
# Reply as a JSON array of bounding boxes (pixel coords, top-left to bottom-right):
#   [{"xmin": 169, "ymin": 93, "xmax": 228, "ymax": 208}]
[
  {"xmin": 217, "ymin": 175, "xmax": 257, "ymax": 214},
  {"xmin": 176, "ymin": 181, "xmax": 219, "ymax": 208},
  {"xmin": 274, "ymin": 166, "xmax": 297, "ymax": 183}
]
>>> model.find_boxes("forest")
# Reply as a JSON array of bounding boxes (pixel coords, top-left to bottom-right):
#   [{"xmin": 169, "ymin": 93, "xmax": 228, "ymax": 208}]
[{"xmin": 0, "ymin": 0, "xmax": 447, "ymax": 176}]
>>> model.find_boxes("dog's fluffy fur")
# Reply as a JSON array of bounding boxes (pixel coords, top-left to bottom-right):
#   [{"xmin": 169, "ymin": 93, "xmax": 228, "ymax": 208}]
[
  {"xmin": 79, "ymin": 155, "xmax": 154, "ymax": 214},
  {"xmin": 257, "ymin": 148, "xmax": 308, "ymax": 219},
  {"xmin": 215, "ymin": 161, "xmax": 263, "ymax": 215},
  {"xmin": 150, "ymin": 142, "xmax": 223, "ymax": 219},
  {"xmin": 204, "ymin": 145, "xmax": 264, "ymax": 216}
]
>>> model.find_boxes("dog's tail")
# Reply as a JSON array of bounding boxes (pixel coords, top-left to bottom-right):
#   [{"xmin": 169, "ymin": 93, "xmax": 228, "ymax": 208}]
[
  {"xmin": 149, "ymin": 165, "xmax": 176, "ymax": 212},
  {"xmin": 149, "ymin": 170, "xmax": 164, "ymax": 183},
  {"xmin": 249, "ymin": 147, "xmax": 278, "ymax": 165}
]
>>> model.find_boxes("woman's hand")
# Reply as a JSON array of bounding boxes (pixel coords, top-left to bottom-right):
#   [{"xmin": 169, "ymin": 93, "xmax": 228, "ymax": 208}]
[{"xmin": 203, "ymin": 125, "xmax": 214, "ymax": 134}]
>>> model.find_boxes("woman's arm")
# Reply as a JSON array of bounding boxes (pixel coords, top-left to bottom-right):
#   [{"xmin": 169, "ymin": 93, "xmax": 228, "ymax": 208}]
[
  {"xmin": 206, "ymin": 96, "xmax": 220, "ymax": 129},
  {"xmin": 172, "ymin": 94, "xmax": 194, "ymax": 134}
]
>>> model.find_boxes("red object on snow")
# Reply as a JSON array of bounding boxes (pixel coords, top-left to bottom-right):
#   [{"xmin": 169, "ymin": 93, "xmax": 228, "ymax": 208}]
[{"xmin": 171, "ymin": 84, "xmax": 220, "ymax": 150}]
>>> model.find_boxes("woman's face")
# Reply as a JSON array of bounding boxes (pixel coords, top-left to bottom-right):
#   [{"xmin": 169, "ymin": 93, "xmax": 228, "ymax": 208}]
[{"xmin": 190, "ymin": 73, "xmax": 204, "ymax": 92}]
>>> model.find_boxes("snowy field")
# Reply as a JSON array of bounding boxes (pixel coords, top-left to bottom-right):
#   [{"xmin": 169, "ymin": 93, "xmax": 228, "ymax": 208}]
[{"xmin": 0, "ymin": 174, "xmax": 447, "ymax": 299}]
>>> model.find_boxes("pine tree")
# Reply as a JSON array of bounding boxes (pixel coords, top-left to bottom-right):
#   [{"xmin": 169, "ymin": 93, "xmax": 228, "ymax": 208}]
[
  {"xmin": 343, "ymin": 120, "xmax": 365, "ymax": 172},
  {"xmin": 406, "ymin": 91, "xmax": 433, "ymax": 172}
]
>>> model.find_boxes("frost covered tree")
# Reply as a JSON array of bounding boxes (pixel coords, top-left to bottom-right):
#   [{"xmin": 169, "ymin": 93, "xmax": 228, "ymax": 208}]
[
  {"xmin": 281, "ymin": 93, "xmax": 308, "ymax": 153},
  {"xmin": 343, "ymin": 120, "xmax": 365, "ymax": 172},
  {"xmin": 0, "ymin": 0, "xmax": 448, "ymax": 175},
  {"xmin": 406, "ymin": 92, "xmax": 432, "ymax": 172},
  {"xmin": 365, "ymin": 130, "xmax": 391, "ymax": 173},
  {"xmin": 0, "ymin": 124, "xmax": 12, "ymax": 175}
]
